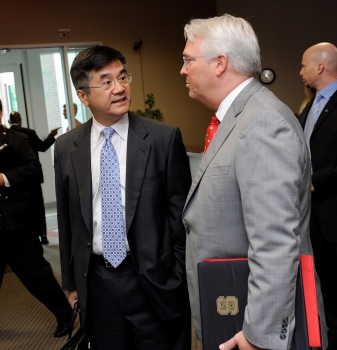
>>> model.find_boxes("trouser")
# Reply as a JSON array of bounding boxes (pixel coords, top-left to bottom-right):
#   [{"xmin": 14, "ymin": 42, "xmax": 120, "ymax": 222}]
[
  {"xmin": 0, "ymin": 227, "xmax": 71, "ymax": 324},
  {"xmin": 30, "ymin": 184, "xmax": 48, "ymax": 239},
  {"xmin": 310, "ymin": 203, "xmax": 337, "ymax": 348},
  {"xmin": 87, "ymin": 253, "xmax": 191, "ymax": 350}
]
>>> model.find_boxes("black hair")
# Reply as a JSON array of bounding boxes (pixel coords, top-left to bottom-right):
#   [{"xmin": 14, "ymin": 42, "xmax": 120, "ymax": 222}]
[{"xmin": 70, "ymin": 46, "xmax": 127, "ymax": 93}]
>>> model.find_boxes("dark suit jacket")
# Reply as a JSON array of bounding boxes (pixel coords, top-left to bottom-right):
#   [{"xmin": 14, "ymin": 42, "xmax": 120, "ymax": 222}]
[
  {"xmin": 299, "ymin": 89, "xmax": 337, "ymax": 242},
  {"xmin": 10, "ymin": 125, "xmax": 55, "ymax": 158},
  {"xmin": 0, "ymin": 125, "xmax": 43, "ymax": 232},
  {"xmin": 54, "ymin": 113, "xmax": 191, "ymax": 328}
]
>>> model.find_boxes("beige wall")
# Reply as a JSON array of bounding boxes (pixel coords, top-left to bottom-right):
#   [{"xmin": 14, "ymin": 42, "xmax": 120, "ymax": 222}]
[
  {"xmin": 3, "ymin": 1, "xmax": 334, "ymax": 152},
  {"xmin": 0, "ymin": 0, "xmax": 217, "ymax": 152},
  {"xmin": 216, "ymin": 0, "xmax": 337, "ymax": 115}
]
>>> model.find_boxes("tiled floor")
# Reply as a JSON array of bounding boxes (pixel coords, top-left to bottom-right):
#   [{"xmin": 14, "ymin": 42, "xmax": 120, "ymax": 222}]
[{"xmin": 0, "ymin": 202, "xmax": 77, "ymax": 350}]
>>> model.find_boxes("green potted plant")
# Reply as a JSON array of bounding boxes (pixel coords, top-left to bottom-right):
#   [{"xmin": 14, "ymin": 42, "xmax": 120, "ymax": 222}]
[{"xmin": 132, "ymin": 93, "xmax": 164, "ymax": 122}]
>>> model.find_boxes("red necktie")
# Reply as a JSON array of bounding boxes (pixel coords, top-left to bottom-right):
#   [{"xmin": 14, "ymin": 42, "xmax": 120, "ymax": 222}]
[{"xmin": 204, "ymin": 115, "xmax": 220, "ymax": 154}]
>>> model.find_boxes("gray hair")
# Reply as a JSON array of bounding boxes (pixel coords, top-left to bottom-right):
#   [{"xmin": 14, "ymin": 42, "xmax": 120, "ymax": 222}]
[{"xmin": 184, "ymin": 14, "xmax": 261, "ymax": 76}]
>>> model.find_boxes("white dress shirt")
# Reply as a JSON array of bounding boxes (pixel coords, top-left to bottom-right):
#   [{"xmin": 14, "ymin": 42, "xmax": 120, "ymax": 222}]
[
  {"xmin": 91, "ymin": 114, "xmax": 129, "ymax": 255},
  {"xmin": 216, "ymin": 77, "xmax": 254, "ymax": 121}
]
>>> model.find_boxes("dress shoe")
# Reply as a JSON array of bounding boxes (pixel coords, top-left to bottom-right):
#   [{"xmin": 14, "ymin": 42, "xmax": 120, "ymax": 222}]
[
  {"xmin": 54, "ymin": 323, "xmax": 70, "ymax": 337},
  {"xmin": 40, "ymin": 235, "xmax": 49, "ymax": 245}
]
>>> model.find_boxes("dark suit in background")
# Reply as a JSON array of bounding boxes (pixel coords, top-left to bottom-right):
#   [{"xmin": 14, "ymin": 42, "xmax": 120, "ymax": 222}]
[
  {"xmin": 0, "ymin": 124, "xmax": 71, "ymax": 336},
  {"xmin": 55, "ymin": 46, "xmax": 191, "ymax": 350},
  {"xmin": 10, "ymin": 125, "xmax": 56, "ymax": 156},
  {"xmin": 299, "ymin": 42, "xmax": 337, "ymax": 348},
  {"xmin": 9, "ymin": 112, "xmax": 59, "ymax": 244}
]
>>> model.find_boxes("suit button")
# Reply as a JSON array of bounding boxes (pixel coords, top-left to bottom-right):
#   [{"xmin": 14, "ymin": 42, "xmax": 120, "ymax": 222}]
[
  {"xmin": 186, "ymin": 227, "xmax": 190, "ymax": 234},
  {"xmin": 84, "ymin": 273, "xmax": 87, "ymax": 277},
  {"xmin": 280, "ymin": 334, "xmax": 286, "ymax": 340},
  {"xmin": 87, "ymin": 242, "xmax": 91, "ymax": 247},
  {"xmin": 281, "ymin": 328, "xmax": 287, "ymax": 334}
]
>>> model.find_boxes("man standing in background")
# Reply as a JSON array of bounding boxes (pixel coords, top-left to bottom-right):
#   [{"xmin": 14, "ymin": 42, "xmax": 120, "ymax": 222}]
[
  {"xmin": 181, "ymin": 14, "xmax": 328, "ymax": 349},
  {"xmin": 9, "ymin": 111, "xmax": 59, "ymax": 244},
  {"xmin": 0, "ymin": 100, "xmax": 72, "ymax": 338},
  {"xmin": 63, "ymin": 103, "xmax": 82, "ymax": 131},
  {"xmin": 299, "ymin": 42, "xmax": 337, "ymax": 349}
]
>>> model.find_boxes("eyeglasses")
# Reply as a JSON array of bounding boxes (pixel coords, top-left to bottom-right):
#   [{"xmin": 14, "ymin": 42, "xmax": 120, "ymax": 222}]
[
  {"xmin": 80, "ymin": 73, "xmax": 132, "ymax": 91},
  {"xmin": 182, "ymin": 56, "xmax": 205, "ymax": 67}
]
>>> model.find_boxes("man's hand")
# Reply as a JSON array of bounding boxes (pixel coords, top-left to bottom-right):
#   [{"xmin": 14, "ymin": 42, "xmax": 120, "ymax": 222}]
[
  {"xmin": 311, "ymin": 183, "xmax": 315, "ymax": 192},
  {"xmin": 68, "ymin": 289, "xmax": 79, "ymax": 309},
  {"xmin": 50, "ymin": 127, "xmax": 61, "ymax": 136},
  {"xmin": 0, "ymin": 173, "xmax": 5, "ymax": 187},
  {"xmin": 219, "ymin": 331, "xmax": 263, "ymax": 350}
]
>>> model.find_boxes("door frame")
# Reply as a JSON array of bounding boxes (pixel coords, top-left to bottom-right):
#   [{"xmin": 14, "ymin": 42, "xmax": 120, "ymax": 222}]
[
  {"xmin": 1, "ymin": 42, "xmax": 101, "ymax": 128},
  {"xmin": 0, "ymin": 63, "xmax": 28, "ymax": 127}
]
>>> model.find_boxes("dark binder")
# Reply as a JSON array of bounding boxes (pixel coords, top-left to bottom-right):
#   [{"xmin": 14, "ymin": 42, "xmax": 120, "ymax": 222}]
[{"xmin": 197, "ymin": 255, "xmax": 321, "ymax": 350}]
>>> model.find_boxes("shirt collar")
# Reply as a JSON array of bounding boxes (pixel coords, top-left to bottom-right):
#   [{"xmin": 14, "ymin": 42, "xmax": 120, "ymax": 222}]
[
  {"xmin": 318, "ymin": 80, "xmax": 337, "ymax": 100},
  {"xmin": 92, "ymin": 113, "xmax": 129, "ymax": 144},
  {"xmin": 216, "ymin": 77, "xmax": 254, "ymax": 122}
]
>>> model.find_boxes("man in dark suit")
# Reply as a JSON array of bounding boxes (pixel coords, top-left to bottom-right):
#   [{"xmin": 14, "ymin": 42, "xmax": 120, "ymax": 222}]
[
  {"xmin": 299, "ymin": 42, "xmax": 337, "ymax": 349},
  {"xmin": 9, "ymin": 111, "xmax": 59, "ymax": 155},
  {"xmin": 54, "ymin": 46, "xmax": 191, "ymax": 350},
  {"xmin": 9, "ymin": 111, "xmax": 60, "ymax": 244},
  {"xmin": 0, "ymin": 100, "xmax": 72, "ymax": 337}
]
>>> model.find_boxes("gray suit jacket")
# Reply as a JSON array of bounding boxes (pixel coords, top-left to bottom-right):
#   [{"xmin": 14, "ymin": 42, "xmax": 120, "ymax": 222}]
[{"xmin": 183, "ymin": 79, "xmax": 327, "ymax": 349}]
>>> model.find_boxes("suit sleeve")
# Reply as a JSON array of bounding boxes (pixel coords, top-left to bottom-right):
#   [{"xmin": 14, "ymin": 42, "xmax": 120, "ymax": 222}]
[
  {"xmin": 54, "ymin": 139, "xmax": 76, "ymax": 291},
  {"xmin": 311, "ymin": 158, "xmax": 337, "ymax": 194},
  {"xmin": 299, "ymin": 101, "xmax": 337, "ymax": 194},
  {"xmin": 30, "ymin": 129, "xmax": 55, "ymax": 152},
  {"xmin": 4, "ymin": 135, "xmax": 43, "ymax": 186},
  {"xmin": 166, "ymin": 128, "xmax": 192, "ymax": 272},
  {"xmin": 236, "ymin": 110, "xmax": 304, "ymax": 349}
]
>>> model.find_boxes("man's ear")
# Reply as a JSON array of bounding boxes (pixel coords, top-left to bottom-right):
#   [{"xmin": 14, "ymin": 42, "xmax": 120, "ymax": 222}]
[
  {"xmin": 76, "ymin": 90, "xmax": 89, "ymax": 106},
  {"xmin": 215, "ymin": 54, "xmax": 228, "ymax": 77},
  {"xmin": 317, "ymin": 63, "xmax": 324, "ymax": 75}
]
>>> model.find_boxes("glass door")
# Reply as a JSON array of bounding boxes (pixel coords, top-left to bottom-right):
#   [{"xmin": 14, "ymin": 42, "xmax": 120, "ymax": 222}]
[
  {"xmin": 0, "ymin": 64, "xmax": 27, "ymax": 128},
  {"xmin": 0, "ymin": 44, "xmax": 98, "ymax": 205}
]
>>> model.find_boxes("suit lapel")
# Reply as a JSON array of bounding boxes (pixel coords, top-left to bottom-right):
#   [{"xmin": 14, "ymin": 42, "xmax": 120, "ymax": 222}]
[
  {"xmin": 313, "ymin": 89, "xmax": 337, "ymax": 132},
  {"xmin": 185, "ymin": 107, "xmax": 236, "ymax": 207},
  {"xmin": 70, "ymin": 120, "xmax": 93, "ymax": 235},
  {"xmin": 300, "ymin": 89, "xmax": 337, "ymax": 132},
  {"xmin": 125, "ymin": 113, "xmax": 150, "ymax": 234},
  {"xmin": 299, "ymin": 101, "xmax": 312, "ymax": 129},
  {"xmin": 184, "ymin": 79, "xmax": 262, "ymax": 209}
]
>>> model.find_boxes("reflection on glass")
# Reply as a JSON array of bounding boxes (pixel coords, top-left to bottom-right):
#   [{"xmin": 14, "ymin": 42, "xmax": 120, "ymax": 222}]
[{"xmin": 0, "ymin": 72, "xmax": 16, "ymax": 128}]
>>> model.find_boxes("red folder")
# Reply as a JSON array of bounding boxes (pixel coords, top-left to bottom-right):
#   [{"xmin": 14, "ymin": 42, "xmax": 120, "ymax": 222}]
[
  {"xmin": 198, "ymin": 255, "xmax": 321, "ymax": 349},
  {"xmin": 299, "ymin": 255, "xmax": 321, "ymax": 347}
]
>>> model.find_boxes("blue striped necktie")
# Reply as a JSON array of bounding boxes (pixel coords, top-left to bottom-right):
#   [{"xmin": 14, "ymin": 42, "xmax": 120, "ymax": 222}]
[{"xmin": 100, "ymin": 127, "xmax": 126, "ymax": 268}]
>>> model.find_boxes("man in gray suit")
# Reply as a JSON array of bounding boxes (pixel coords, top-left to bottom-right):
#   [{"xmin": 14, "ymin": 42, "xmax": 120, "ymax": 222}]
[
  {"xmin": 54, "ymin": 46, "xmax": 191, "ymax": 349},
  {"xmin": 180, "ymin": 14, "xmax": 328, "ymax": 350}
]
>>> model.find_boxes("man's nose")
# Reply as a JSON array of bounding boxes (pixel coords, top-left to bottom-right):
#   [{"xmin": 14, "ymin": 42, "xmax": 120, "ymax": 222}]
[
  {"xmin": 180, "ymin": 64, "xmax": 188, "ymax": 76},
  {"xmin": 112, "ymin": 80, "xmax": 126, "ymax": 93}
]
